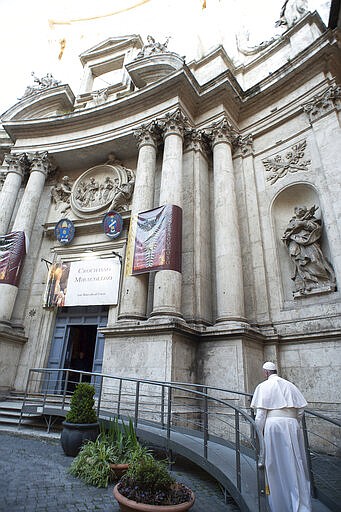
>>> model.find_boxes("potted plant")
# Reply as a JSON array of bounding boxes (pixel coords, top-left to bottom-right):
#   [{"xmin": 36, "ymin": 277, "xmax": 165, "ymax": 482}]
[
  {"xmin": 60, "ymin": 382, "xmax": 99, "ymax": 457},
  {"xmin": 113, "ymin": 454, "xmax": 195, "ymax": 512},
  {"xmin": 101, "ymin": 417, "xmax": 143, "ymax": 480},
  {"xmin": 68, "ymin": 417, "xmax": 150, "ymax": 487}
]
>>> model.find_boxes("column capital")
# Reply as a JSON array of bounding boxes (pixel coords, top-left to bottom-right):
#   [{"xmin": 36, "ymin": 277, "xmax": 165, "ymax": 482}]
[
  {"xmin": 2, "ymin": 152, "xmax": 29, "ymax": 177},
  {"xmin": 184, "ymin": 128, "xmax": 211, "ymax": 158},
  {"xmin": 157, "ymin": 108, "xmax": 188, "ymax": 139},
  {"xmin": 233, "ymin": 133, "xmax": 254, "ymax": 157},
  {"xmin": 133, "ymin": 121, "xmax": 161, "ymax": 150},
  {"xmin": 27, "ymin": 151, "xmax": 57, "ymax": 178},
  {"xmin": 302, "ymin": 84, "xmax": 341, "ymax": 123},
  {"xmin": 207, "ymin": 117, "xmax": 238, "ymax": 148}
]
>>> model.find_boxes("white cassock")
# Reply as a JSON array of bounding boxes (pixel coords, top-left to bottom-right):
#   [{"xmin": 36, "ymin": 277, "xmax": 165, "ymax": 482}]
[{"xmin": 251, "ymin": 374, "xmax": 312, "ymax": 512}]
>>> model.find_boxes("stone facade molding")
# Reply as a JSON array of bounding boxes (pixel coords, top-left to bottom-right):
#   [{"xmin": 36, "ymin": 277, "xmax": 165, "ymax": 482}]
[
  {"xmin": 302, "ymin": 85, "xmax": 341, "ymax": 122},
  {"xmin": 262, "ymin": 140, "xmax": 311, "ymax": 185}
]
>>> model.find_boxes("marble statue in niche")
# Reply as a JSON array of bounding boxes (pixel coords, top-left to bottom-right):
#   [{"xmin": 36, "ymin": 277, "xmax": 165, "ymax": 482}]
[
  {"xmin": 282, "ymin": 205, "xmax": 336, "ymax": 297},
  {"xmin": 51, "ymin": 176, "xmax": 72, "ymax": 215}
]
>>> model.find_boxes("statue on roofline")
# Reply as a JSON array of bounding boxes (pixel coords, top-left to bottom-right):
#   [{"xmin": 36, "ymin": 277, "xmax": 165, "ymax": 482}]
[{"xmin": 136, "ymin": 35, "xmax": 170, "ymax": 59}]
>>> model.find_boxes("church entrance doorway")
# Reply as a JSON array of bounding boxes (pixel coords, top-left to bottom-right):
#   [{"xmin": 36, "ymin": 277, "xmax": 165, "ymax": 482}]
[{"xmin": 45, "ymin": 306, "xmax": 108, "ymax": 393}]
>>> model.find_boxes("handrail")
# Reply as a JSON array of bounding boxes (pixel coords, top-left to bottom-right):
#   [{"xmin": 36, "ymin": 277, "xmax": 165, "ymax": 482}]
[{"xmin": 19, "ymin": 367, "xmax": 340, "ymax": 512}]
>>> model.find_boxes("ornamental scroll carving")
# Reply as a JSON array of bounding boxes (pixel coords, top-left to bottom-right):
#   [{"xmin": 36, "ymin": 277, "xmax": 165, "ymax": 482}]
[
  {"xmin": 282, "ymin": 205, "xmax": 336, "ymax": 297},
  {"xmin": 263, "ymin": 140, "xmax": 311, "ymax": 185},
  {"xmin": 302, "ymin": 85, "xmax": 341, "ymax": 122}
]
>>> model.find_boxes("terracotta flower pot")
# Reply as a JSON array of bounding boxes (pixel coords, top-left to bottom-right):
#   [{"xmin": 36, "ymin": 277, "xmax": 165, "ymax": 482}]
[
  {"xmin": 110, "ymin": 463, "xmax": 129, "ymax": 480},
  {"xmin": 113, "ymin": 483, "xmax": 195, "ymax": 512}
]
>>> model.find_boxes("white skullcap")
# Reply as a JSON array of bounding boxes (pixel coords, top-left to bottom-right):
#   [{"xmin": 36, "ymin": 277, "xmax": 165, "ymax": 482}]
[{"xmin": 263, "ymin": 361, "xmax": 276, "ymax": 371}]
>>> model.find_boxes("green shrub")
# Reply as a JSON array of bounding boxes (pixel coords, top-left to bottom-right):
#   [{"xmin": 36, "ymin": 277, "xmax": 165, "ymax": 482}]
[
  {"xmin": 124, "ymin": 455, "xmax": 175, "ymax": 493},
  {"xmin": 65, "ymin": 382, "xmax": 97, "ymax": 424},
  {"xmin": 69, "ymin": 437, "xmax": 115, "ymax": 487},
  {"xmin": 69, "ymin": 417, "xmax": 150, "ymax": 487}
]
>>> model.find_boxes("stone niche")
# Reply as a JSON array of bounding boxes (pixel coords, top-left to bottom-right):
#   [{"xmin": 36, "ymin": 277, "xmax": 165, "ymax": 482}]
[{"xmin": 273, "ymin": 183, "xmax": 336, "ymax": 301}]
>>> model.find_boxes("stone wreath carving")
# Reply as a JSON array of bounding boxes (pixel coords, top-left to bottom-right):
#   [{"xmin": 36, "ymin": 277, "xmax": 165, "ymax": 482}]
[
  {"xmin": 282, "ymin": 205, "xmax": 336, "ymax": 297},
  {"xmin": 263, "ymin": 140, "xmax": 311, "ymax": 185},
  {"xmin": 51, "ymin": 158, "xmax": 135, "ymax": 218}
]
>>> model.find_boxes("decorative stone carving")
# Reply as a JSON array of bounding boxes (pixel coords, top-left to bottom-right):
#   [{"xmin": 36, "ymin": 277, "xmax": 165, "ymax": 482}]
[
  {"xmin": 3, "ymin": 153, "xmax": 30, "ymax": 178},
  {"xmin": 184, "ymin": 128, "xmax": 211, "ymax": 157},
  {"xmin": 157, "ymin": 108, "xmax": 189, "ymax": 139},
  {"xmin": 27, "ymin": 151, "xmax": 57, "ymax": 179},
  {"xmin": 233, "ymin": 133, "xmax": 253, "ymax": 156},
  {"xmin": 133, "ymin": 121, "xmax": 161, "ymax": 149},
  {"xmin": 108, "ymin": 169, "xmax": 135, "ymax": 212},
  {"xmin": 276, "ymin": 0, "xmax": 308, "ymax": 29},
  {"xmin": 282, "ymin": 205, "xmax": 336, "ymax": 297},
  {"xmin": 135, "ymin": 35, "xmax": 170, "ymax": 59},
  {"xmin": 51, "ymin": 176, "xmax": 73, "ymax": 215},
  {"xmin": 21, "ymin": 72, "xmax": 61, "ymax": 99},
  {"xmin": 89, "ymin": 88, "xmax": 109, "ymax": 107},
  {"xmin": 263, "ymin": 140, "xmax": 311, "ymax": 185},
  {"xmin": 70, "ymin": 158, "xmax": 135, "ymax": 217},
  {"xmin": 207, "ymin": 117, "xmax": 238, "ymax": 147},
  {"xmin": 302, "ymin": 85, "xmax": 341, "ymax": 122},
  {"xmin": 236, "ymin": 32, "xmax": 277, "ymax": 56}
]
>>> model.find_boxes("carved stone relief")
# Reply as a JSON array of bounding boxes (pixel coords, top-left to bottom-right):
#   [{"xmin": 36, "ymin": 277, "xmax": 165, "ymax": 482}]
[
  {"xmin": 263, "ymin": 140, "xmax": 311, "ymax": 185},
  {"xmin": 302, "ymin": 85, "xmax": 341, "ymax": 122},
  {"xmin": 51, "ymin": 176, "xmax": 73, "ymax": 215},
  {"xmin": 69, "ymin": 161, "xmax": 135, "ymax": 218},
  {"xmin": 282, "ymin": 205, "xmax": 336, "ymax": 297}
]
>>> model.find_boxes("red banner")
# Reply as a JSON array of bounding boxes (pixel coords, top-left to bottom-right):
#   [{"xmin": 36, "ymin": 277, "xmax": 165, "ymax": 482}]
[
  {"xmin": 0, "ymin": 231, "xmax": 26, "ymax": 287},
  {"xmin": 132, "ymin": 204, "xmax": 182, "ymax": 274}
]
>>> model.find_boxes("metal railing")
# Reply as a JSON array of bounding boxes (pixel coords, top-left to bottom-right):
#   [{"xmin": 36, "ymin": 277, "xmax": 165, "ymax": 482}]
[
  {"xmin": 20, "ymin": 367, "xmax": 266, "ymax": 512},
  {"xmin": 19, "ymin": 368, "xmax": 341, "ymax": 512}
]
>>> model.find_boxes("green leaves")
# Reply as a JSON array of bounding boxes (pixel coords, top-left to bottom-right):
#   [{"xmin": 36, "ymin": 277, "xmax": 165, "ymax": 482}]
[{"xmin": 65, "ymin": 383, "xmax": 98, "ymax": 424}]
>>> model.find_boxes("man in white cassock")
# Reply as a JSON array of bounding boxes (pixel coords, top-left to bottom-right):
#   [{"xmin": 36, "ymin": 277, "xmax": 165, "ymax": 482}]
[{"xmin": 251, "ymin": 362, "xmax": 312, "ymax": 512}]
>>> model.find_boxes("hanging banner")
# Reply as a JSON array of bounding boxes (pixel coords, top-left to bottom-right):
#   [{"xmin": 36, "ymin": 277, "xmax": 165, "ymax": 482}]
[
  {"xmin": 132, "ymin": 204, "xmax": 182, "ymax": 275},
  {"xmin": 0, "ymin": 231, "xmax": 26, "ymax": 287},
  {"xmin": 43, "ymin": 257, "xmax": 121, "ymax": 307}
]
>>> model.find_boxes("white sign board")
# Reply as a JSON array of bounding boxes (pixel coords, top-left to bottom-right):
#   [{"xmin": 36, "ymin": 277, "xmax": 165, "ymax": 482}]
[{"xmin": 64, "ymin": 258, "xmax": 121, "ymax": 306}]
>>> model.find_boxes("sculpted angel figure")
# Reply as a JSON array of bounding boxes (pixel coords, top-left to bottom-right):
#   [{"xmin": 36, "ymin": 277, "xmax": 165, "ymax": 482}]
[
  {"xmin": 109, "ymin": 170, "xmax": 135, "ymax": 212},
  {"xmin": 51, "ymin": 176, "xmax": 72, "ymax": 214},
  {"xmin": 282, "ymin": 205, "xmax": 335, "ymax": 294}
]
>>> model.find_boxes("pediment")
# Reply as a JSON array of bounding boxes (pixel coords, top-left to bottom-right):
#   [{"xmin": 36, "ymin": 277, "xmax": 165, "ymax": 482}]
[
  {"xmin": 80, "ymin": 35, "xmax": 143, "ymax": 65},
  {"xmin": 1, "ymin": 85, "xmax": 75, "ymax": 122}
]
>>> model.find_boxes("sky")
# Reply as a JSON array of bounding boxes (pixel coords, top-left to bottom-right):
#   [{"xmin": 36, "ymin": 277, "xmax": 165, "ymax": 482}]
[{"xmin": 0, "ymin": 0, "xmax": 331, "ymax": 115}]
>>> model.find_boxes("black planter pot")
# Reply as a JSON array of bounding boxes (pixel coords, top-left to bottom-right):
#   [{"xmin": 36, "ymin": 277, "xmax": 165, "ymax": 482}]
[{"xmin": 60, "ymin": 421, "xmax": 100, "ymax": 457}]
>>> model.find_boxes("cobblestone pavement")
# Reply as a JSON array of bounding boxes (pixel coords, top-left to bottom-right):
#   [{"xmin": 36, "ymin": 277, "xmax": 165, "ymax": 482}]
[{"xmin": 0, "ymin": 432, "xmax": 239, "ymax": 512}]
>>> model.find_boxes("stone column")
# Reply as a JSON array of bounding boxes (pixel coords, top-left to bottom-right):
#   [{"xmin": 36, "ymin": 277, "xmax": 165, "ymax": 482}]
[
  {"xmin": 12, "ymin": 152, "xmax": 53, "ymax": 238},
  {"xmin": 152, "ymin": 109, "xmax": 186, "ymax": 318},
  {"xmin": 0, "ymin": 152, "xmax": 54, "ymax": 323},
  {"xmin": 119, "ymin": 122, "xmax": 159, "ymax": 320},
  {"xmin": 182, "ymin": 129, "xmax": 212, "ymax": 324},
  {"xmin": 209, "ymin": 117, "xmax": 245, "ymax": 323},
  {"xmin": 302, "ymin": 85, "xmax": 341, "ymax": 284},
  {"xmin": 0, "ymin": 153, "xmax": 28, "ymax": 236},
  {"xmin": 234, "ymin": 134, "xmax": 271, "ymax": 324}
]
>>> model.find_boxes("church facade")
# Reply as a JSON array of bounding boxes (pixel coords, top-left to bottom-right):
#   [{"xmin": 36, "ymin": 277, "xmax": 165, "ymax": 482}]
[{"xmin": 0, "ymin": 6, "xmax": 340, "ymax": 419}]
